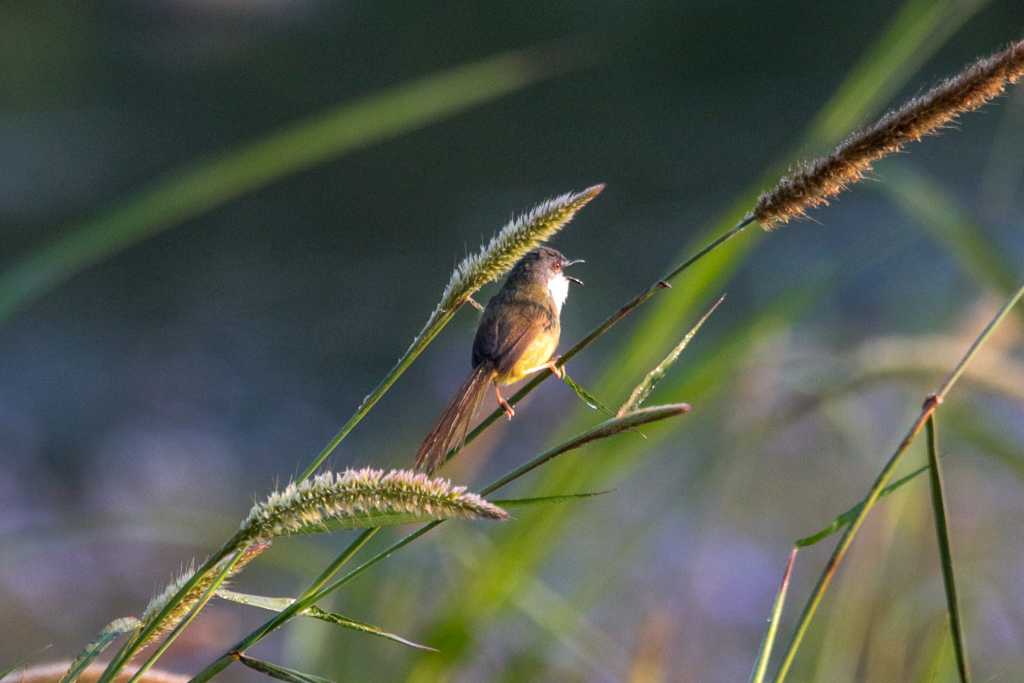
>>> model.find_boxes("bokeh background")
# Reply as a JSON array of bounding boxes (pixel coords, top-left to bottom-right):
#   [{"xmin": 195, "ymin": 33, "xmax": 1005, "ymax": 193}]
[{"xmin": 3, "ymin": 1, "xmax": 1024, "ymax": 681}]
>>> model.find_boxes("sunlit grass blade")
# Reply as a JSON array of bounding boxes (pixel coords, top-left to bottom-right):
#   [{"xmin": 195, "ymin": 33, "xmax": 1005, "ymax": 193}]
[
  {"xmin": 216, "ymin": 590, "xmax": 437, "ymax": 652},
  {"xmin": 561, "ymin": 371, "xmax": 614, "ymax": 414},
  {"xmin": 235, "ymin": 654, "xmax": 334, "ymax": 683},
  {"xmin": 925, "ymin": 416, "xmax": 972, "ymax": 683},
  {"xmin": 59, "ymin": 617, "xmax": 141, "ymax": 683},
  {"xmin": 0, "ymin": 44, "xmax": 587, "ymax": 324},
  {"xmin": 795, "ymin": 464, "xmax": 931, "ymax": 547},
  {"xmin": 750, "ymin": 548, "xmax": 798, "ymax": 683},
  {"xmin": 490, "ymin": 491, "xmax": 612, "ymax": 508},
  {"xmin": 772, "ymin": 280, "xmax": 1024, "ymax": 683},
  {"xmin": 618, "ymin": 293, "xmax": 725, "ymax": 415}
]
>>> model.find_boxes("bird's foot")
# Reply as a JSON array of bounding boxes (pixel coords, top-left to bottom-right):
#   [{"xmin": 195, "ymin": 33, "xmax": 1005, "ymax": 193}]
[
  {"xmin": 495, "ymin": 386, "xmax": 516, "ymax": 420},
  {"xmin": 546, "ymin": 359, "xmax": 565, "ymax": 380}
]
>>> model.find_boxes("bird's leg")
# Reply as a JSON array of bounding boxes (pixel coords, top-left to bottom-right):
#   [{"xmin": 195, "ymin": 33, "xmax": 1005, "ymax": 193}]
[
  {"xmin": 522, "ymin": 357, "xmax": 565, "ymax": 380},
  {"xmin": 495, "ymin": 385, "xmax": 515, "ymax": 420}
]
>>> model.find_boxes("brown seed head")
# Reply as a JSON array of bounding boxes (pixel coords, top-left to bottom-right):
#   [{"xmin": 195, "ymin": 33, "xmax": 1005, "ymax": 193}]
[{"xmin": 753, "ymin": 39, "xmax": 1024, "ymax": 229}]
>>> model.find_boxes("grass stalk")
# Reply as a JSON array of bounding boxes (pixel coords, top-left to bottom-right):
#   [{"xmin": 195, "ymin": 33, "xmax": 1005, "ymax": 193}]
[
  {"xmin": 771, "ymin": 280, "xmax": 1024, "ymax": 682},
  {"xmin": 925, "ymin": 416, "xmax": 972, "ymax": 683},
  {"xmin": 189, "ymin": 406, "xmax": 689, "ymax": 681},
  {"xmin": 750, "ymin": 548, "xmax": 798, "ymax": 683}
]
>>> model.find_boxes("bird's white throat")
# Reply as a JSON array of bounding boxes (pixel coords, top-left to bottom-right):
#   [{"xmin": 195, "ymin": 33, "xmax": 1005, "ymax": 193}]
[{"xmin": 548, "ymin": 272, "xmax": 569, "ymax": 313}]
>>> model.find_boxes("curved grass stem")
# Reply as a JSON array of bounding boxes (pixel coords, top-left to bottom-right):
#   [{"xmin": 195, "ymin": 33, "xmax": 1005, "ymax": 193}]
[{"xmin": 771, "ymin": 281, "xmax": 1024, "ymax": 682}]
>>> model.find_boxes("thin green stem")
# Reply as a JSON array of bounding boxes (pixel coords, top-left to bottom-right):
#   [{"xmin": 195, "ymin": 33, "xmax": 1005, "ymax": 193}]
[
  {"xmin": 926, "ymin": 416, "xmax": 972, "ymax": 683},
  {"xmin": 772, "ymin": 280, "xmax": 1024, "ymax": 683},
  {"xmin": 298, "ymin": 308, "xmax": 459, "ymax": 480},
  {"xmin": 129, "ymin": 550, "xmax": 243, "ymax": 683},
  {"xmin": 750, "ymin": 548, "xmax": 798, "ymax": 683}
]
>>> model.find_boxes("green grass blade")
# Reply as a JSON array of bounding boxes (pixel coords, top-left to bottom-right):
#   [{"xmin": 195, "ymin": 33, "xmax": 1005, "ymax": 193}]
[
  {"xmin": 0, "ymin": 44, "xmax": 582, "ymax": 324},
  {"xmin": 561, "ymin": 371, "xmax": 614, "ymax": 414},
  {"xmin": 59, "ymin": 617, "xmax": 141, "ymax": 683},
  {"xmin": 773, "ymin": 281, "xmax": 1024, "ymax": 683},
  {"xmin": 236, "ymin": 654, "xmax": 335, "ymax": 683},
  {"xmin": 216, "ymin": 590, "xmax": 437, "ymax": 652},
  {"xmin": 750, "ymin": 548, "xmax": 798, "ymax": 683},
  {"xmin": 490, "ymin": 491, "xmax": 612, "ymax": 508},
  {"xmin": 795, "ymin": 464, "xmax": 931, "ymax": 547},
  {"xmin": 925, "ymin": 416, "xmax": 972, "ymax": 683},
  {"xmin": 618, "ymin": 293, "xmax": 725, "ymax": 415}
]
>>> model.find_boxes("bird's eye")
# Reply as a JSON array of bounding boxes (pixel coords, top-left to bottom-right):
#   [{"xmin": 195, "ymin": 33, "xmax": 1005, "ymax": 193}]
[{"xmin": 552, "ymin": 261, "xmax": 562, "ymax": 271}]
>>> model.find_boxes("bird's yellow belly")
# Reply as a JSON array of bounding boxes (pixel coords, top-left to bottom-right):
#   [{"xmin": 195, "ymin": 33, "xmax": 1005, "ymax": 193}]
[{"xmin": 496, "ymin": 331, "xmax": 559, "ymax": 384}]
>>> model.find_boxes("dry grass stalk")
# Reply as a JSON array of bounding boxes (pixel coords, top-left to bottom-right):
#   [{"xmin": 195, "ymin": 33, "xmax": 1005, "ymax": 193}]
[{"xmin": 754, "ymin": 39, "xmax": 1024, "ymax": 228}]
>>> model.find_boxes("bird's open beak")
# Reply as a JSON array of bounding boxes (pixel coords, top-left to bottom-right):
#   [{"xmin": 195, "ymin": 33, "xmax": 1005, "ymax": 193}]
[{"xmin": 561, "ymin": 259, "xmax": 585, "ymax": 286}]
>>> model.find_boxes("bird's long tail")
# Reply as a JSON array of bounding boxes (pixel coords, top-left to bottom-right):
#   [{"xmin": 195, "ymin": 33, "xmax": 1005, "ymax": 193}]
[{"xmin": 414, "ymin": 364, "xmax": 493, "ymax": 474}]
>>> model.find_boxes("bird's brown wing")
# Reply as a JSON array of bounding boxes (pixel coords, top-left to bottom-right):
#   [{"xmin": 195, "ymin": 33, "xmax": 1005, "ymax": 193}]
[{"xmin": 473, "ymin": 299, "xmax": 556, "ymax": 376}]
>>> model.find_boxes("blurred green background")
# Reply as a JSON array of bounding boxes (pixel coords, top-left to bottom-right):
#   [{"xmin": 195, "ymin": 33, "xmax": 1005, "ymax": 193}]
[{"xmin": 2, "ymin": 1, "xmax": 1023, "ymax": 681}]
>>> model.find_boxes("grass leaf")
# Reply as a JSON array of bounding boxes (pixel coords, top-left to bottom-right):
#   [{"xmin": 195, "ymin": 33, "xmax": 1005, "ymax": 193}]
[
  {"xmin": 925, "ymin": 417, "xmax": 972, "ymax": 683},
  {"xmin": 795, "ymin": 464, "xmax": 932, "ymax": 547},
  {"xmin": 618, "ymin": 294, "xmax": 725, "ymax": 415},
  {"xmin": 217, "ymin": 590, "xmax": 436, "ymax": 652},
  {"xmin": 236, "ymin": 654, "xmax": 335, "ymax": 683},
  {"xmin": 561, "ymin": 371, "xmax": 614, "ymax": 414},
  {"xmin": 490, "ymin": 491, "xmax": 613, "ymax": 508}
]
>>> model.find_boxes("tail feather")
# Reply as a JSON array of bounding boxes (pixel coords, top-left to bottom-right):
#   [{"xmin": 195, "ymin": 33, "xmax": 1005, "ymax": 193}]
[{"xmin": 414, "ymin": 365, "xmax": 492, "ymax": 474}]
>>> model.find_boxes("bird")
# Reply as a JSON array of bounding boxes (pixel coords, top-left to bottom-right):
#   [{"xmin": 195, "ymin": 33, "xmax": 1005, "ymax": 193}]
[{"xmin": 414, "ymin": 246, "xmax": 584, "ymax": 474}]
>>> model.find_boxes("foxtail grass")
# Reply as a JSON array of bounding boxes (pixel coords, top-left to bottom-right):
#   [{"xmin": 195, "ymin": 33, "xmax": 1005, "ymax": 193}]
[
  {"xmin": 753, "ymin": 38, "xmax": 1024, "ymax": 227},
  {"xmin": 189, "ymin": 405, "xmax": 692, "ymax": 682},
  {"xmin": 94, "ymin": 469, "xmax": 506, "ymax": 681},
  {"xmin": 240, "ymin": 468, "xmax": 508, "ymax": 540}
]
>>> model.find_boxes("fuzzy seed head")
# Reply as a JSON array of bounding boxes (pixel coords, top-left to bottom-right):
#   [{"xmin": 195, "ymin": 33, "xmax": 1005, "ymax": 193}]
[
  {"xmin": 138, "ymin": 542, "xmax": 269, "ymax": 649},
  {"xmin": 754, "ymin": 39, "xmax": 1024, "ymax": 228},
  {"xmin": 438, "ymin": 184, "xmax": 604, "ymax": 312},
  {"xmin": 240, "ymin": 467, "xmax": 508, "ymax": 541}
]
